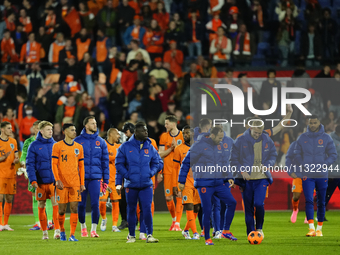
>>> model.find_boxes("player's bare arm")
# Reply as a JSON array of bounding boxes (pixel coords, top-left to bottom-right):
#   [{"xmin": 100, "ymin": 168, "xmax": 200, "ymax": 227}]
[
  {"xmin": 272, "ymin": 104, "xmax": 293, "ymax": 136},
  {"xmin": 13, "ymin": 152, "xmax": 19, "ymax": 164},
  {"xmin": 158, "ymin": 145, "xmax": 174, "ymax": 159},
  {"xmin": 0, "ymin": 151, "xmax": 11, "ymax": 162}
]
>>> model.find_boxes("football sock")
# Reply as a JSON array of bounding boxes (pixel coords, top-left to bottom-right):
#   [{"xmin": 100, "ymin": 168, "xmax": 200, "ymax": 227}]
[
  {"xmin": 4, "ymin": 202, "xmax": 12, "ymax": 226},
  {"xmin": 91, "ymin": 223, "xmax": 97, "ymax": 232},
  {"xmin": 175, "ymin": 197, "xmax": 183, "ymax": 224},
  {"xmin": 151, "ymin": 201, "xmax": 154, "ymax": 217},
  {"xmin": 136, "ymin": 203, "xmax": 141, "ymax": 223},
  {"xmin": 38, "ymin": 207, "xmax": 47, "ymax": 231},
  {"xmin": 0, "ymin": 202, "xmax": 2, "ymax": 226},
  {"xmin": 317, "ymin": 222, "xmax": 323, "ymax": 231},
  {"xmin": 292, "ymin": 198, "xmax": 299, "ymax": 211},
  {"xmin": 32, "ymin": 196, "xmax": 39, "ymax": 224},
  {"xmin": 308, "ymin": 219, "xmax": 315, "ymax": 230},
  {"xmin": 53, "ymin": 206, "xmax": 60, "ymax": 230},
  {"xmin": 70, "ymin": 213, "xmax": 78, "ymax": 236},
  {"xmin": 46, "ymin": 199, "xmax": 53, "ymax": 224},
  {"xmin": 58, "ymin": 213, "xmax": 65, "ymax": 232},
  {"xmin": 186, "ymin": 210, "xmax": 197, "ymax": 233},
  {"xmin": 81, "ymin": 223, "xmax": 87, "ymax": 229},
  {"xmin": 166, "ymin": 200, "xmax": 176, "ymax": 219},
  {"xmin": 99, "ymin": 202, "xmax": 107, "ymax": 219},
  {"xmin": 112, "ymin": 202, "xmax": 119, "ymax": 226},
  {"xmin": 0, "ymin": 202, "xmax": 2, "ymax": 225}
]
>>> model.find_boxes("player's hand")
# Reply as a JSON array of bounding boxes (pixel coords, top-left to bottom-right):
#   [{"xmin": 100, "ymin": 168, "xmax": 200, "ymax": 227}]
[
  {"xmin": 116, "ymin": 185, "xmax": 122, "ymax": 195},
  {"xmin": 228, "ymin": 179, "xmax": 235, "ymax": 188},
  {"xmin": 13, "ymin": 157, "xmax": 19, "ymax": 164},
  {"xmin": 107, "ymin": 186, "xmax": 112, "ymax": 193},
  {"xmin": 173, "ymin": 186, "xmax": 178, "ymax": 196},
  {"xmin": 242, "ymin": 172, "xmax": 251, "ymax": 181},
  {"xmin": 20, "ymin": 161, "xmax": 26, "ymax": 168},
  {"xmin": 177, "ymin": 191, "xmax": 182, "ymax": 198},
  {"xmin": 32, "ymin": 182, "xmax": 38, "ymax": 189},
  {"xmin": 56, "ymin": 180, "xmax": 64, "ymax": 190},
  {"xmin": 290, "ymin": 173, "xmax": 298, "ymax": 179},
  {"xmin": 178, "ymin": 183, "xmax": 185, "ymax": 191},
  {"xmin": 157, "ymin": 173, "xmax": 163, "ymax": 183},
  {"xmin": 171, "ymin": 138, "xmax": 176, "ymax": 150},
  {"xmin": 80, "ymin": 185, "xmax": 86, "ymax": 192}
]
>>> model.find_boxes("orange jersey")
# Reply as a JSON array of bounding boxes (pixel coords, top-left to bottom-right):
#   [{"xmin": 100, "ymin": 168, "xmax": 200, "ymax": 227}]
[
  {"xmin": 106, "ymin": 140, "xmax": 120, "ymax": 184},
  {"xmin": 52, "ymin": 140, "xmax": 85, "ymax": 187},
  {"xmin": 236, "ymin": 128, "xmax": 272, "ymax": 139},
  {"xmin": 173, "ymin": 143, "xmax": 193, "ymax": 188},
  {"xmin": 159, "ymin": 131, "xmax": 184, "ymax": 175},
  {"xmin": 0, "ymin": 137, "xmax": 18, "ymax": 179}
]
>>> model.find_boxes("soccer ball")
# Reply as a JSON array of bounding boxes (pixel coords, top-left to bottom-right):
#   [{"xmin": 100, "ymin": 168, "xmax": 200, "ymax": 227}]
[{"xmin": 248, "ymin": 231, "xmax": 263, "ymax": 245}]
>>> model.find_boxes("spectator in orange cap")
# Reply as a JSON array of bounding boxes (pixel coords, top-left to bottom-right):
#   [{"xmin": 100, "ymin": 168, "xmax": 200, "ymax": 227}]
[{"xmin": 227, "ymin": 6, "xmax": 244, "ymax": 39}]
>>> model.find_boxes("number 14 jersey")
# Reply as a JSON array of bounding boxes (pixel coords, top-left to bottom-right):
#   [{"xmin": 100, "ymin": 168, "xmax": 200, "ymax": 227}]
[{"xmin": 52, "ymin": 140, "xmax": 85, "ymax": 187}]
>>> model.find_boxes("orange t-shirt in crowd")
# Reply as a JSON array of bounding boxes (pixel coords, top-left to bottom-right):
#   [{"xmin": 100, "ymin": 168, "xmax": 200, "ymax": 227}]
[
  {"xmin": 52, "ymin": 140, "xmax": 85, "ymax": 187},
  {"xmin": 19, "ymin": 116, "xmax": 38, "ymax": 141}
]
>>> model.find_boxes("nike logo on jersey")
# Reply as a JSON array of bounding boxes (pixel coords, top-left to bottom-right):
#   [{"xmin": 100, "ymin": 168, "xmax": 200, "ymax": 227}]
[
  {"xmin": 81, "ymin": 143, "xmax": 84, "ymax": 145},
  {"xmin": 304, "ymin": 141, "xmax": 307, "ymax": 143},
  {"xmin": 243, "ymin": 146, "xmax": 247, "ymax": 148},
  {"xmin": 39, "ymin": 148, "xmax": 42, "ymax": 150},
  {"xmin": 62, "ymin": 150, "xmax": 66, "ymax": 152},
  {"xmin": 129, "ymin": 151, "xmax": 133, "ymax": 153}
]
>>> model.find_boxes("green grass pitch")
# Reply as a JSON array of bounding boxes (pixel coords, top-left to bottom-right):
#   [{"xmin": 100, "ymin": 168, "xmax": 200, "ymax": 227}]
[{"xmin": 1, "ymin": 211, "xmax": 340, "ymax": 255}]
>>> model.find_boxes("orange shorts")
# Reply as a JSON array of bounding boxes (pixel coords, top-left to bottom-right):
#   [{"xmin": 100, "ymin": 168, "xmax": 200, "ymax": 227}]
[
  {"xmin": 182, "ymin": 186, "xmax": 201, "ymax": 205},
  {"xmin": 0, "ymin": 178, "xmax": 16, "ymax": 195},
  {"xmin": 100, "ymin": 184, "xmax": 121, "ymax": 201},
  {"xmin": 56, "ymin": 186, "xmax": 81, "ymax": 203},
  {"xmin": 292, "ymin": 178, "xmax": 303, "ymax": 193},
  {"xmin": 163, "ymin": 174, "xmax": 173, "ymax": 196},
  {"xmin": 35, "ymin": 184, "xmax": 55, "ymax": 200}
]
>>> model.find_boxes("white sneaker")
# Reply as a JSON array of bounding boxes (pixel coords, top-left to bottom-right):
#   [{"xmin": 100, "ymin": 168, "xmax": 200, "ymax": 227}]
[
  {"xmin": 192, "ymin": 232, "xmax": 200, "ymax": 240},
  {"xmin": 42, "ymin": 231, "xmax": 49, "ymax": 240},
  {"xmin": 3, "ymin": 225, "xmax": 14, "ymax": 231},
  {"xmin": 257, "ymin": 229, "xmax": 265, "ymax": 239},
  {"xmin": 112, "ymin": 226, "xmax": 121, "ymax": 232},
  {"xmin": 139, "ymin": 233, "xmax": 146, "ymax": 240},
  {"xmin": 100, "ymin": 219, "xmax": 107, "ymax": 231},
  {"xmin": 146, "ymin": 235, "xmax": 159, "ymax": 243},
  {"xmin": 54, "ymin": 229, "xmax": 60, "ymax": 239},
  {"xmin": 126, "ymin": 235, "xmax": 136, "ymax": 243},
  {"xmin": 182, "ymin": 230, "xmax": 192, "ymax": 240},
  {"xmin": 213, "ymin": 231, "xmax": 222, "ymax": 239},
  {"xmin": 0, "ymin": 225, "xmax": 3, "ymax": 231}
]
